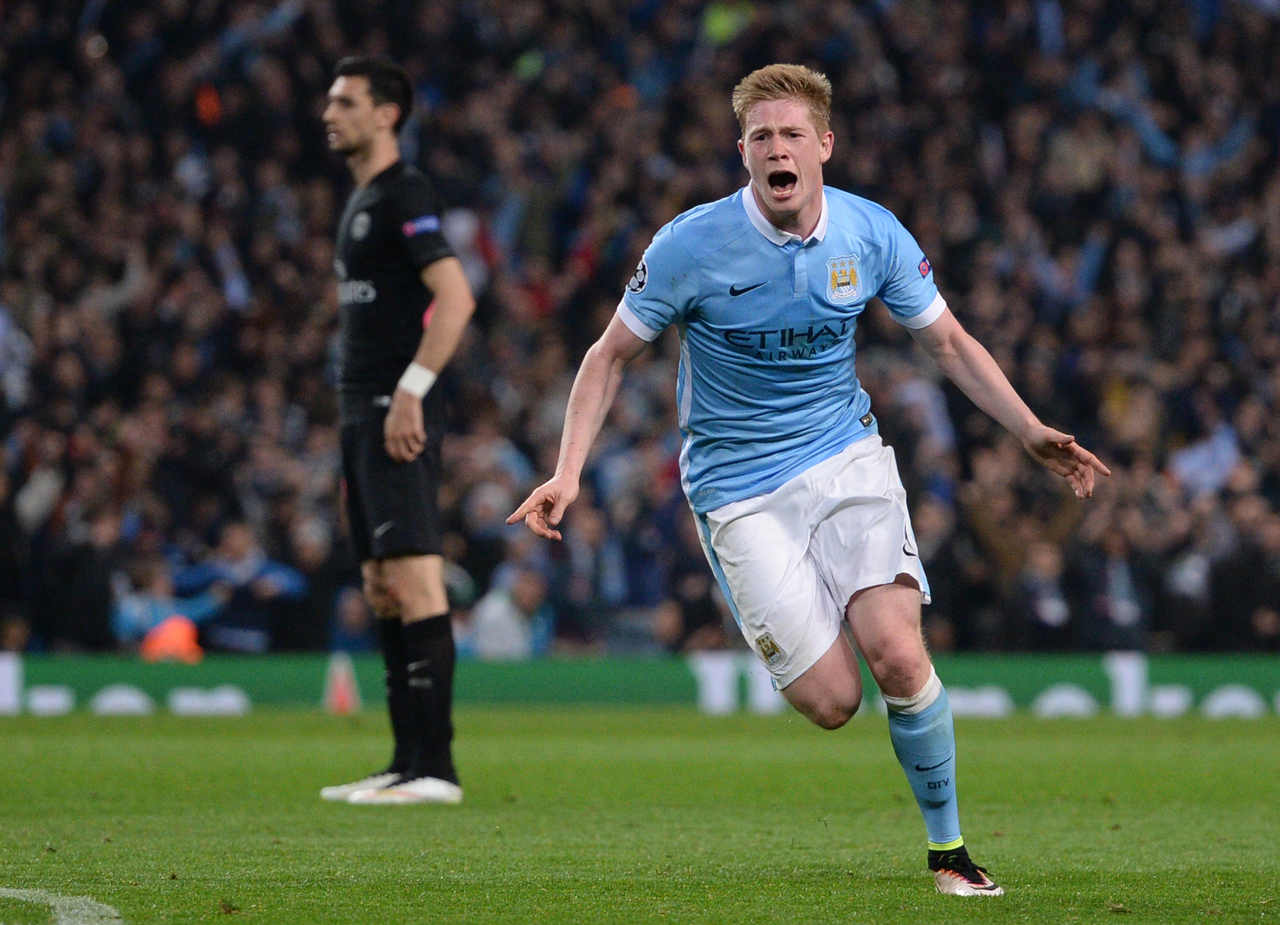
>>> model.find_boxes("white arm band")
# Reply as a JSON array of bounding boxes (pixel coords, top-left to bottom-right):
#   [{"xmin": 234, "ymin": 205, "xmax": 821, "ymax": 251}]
[{"xmin": 396, "ymin": 362, "xmax": 437, "ymax": 398}]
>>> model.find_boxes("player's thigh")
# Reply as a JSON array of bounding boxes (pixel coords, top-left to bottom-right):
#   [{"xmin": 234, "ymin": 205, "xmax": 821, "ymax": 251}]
[
  {"xmin": 808, "ymin": 436, "xmax": 931, "ymax": 612},
  {"xmin": 845, "ymin": 578, "xmax": 931, "ymax": 698},
  {"xmin": 698, "ymin": 496, "xmax": 842, "ymax": 690},
  {"xmin": 346, "ymin": 416, "xmax": 443, "ymax": 560},
  {"xmin": 779, "ymin": 631, "xmax": 863, "ymax": 728}
]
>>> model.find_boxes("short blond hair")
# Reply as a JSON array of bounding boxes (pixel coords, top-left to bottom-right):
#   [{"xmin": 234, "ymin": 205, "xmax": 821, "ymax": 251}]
[{"xmin": 731, "ymin": 63, "xmax": 832, "ymax": 135}]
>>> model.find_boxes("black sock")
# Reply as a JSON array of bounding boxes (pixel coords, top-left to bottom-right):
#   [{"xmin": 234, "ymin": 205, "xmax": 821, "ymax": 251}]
[
  {"xmin": 403, "ymin": 613, "xmax": 458, "ymax": 784},
  {"xmin": 375, "ymin": 617, "xmax": 412, "ymax": 774}
]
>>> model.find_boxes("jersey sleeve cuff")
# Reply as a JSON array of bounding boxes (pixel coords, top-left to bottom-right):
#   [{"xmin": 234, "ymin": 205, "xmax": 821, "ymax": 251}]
[
  {"xmin": 616, "ymin": 299, "xmax": 663, "ymax": 342},
  {"xmin": 895, "ymin": 292, "xmax": 947, "ymax": 330}
]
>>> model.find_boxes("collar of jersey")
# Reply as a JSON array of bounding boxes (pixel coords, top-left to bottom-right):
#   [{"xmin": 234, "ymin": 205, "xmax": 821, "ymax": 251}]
[{"xmin": 740, "ymin": 184, "xmax": 829, "ymax": 246}]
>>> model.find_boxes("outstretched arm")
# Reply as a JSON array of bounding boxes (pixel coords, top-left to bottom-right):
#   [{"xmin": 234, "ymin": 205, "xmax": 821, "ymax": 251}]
[
  {"xmin": 908, "ymin": 305, "xmax": 1110, "ymax": 498},
  {"xmin": 506, "ymin": 314, "xmax": 649, "ymax": 539}
]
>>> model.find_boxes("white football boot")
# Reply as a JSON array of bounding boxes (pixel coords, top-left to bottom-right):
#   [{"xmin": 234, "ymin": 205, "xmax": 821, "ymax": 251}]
[
  {"xmin": 347, "ymin": 775, "xmax": 463, "ymax": 805},
  {"xmin": 319, "ymin": 771, "xmax": 403, "ymax": 802}
]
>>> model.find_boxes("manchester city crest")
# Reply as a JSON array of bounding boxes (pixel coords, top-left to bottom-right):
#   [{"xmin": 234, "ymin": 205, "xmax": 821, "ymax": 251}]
[
  {"xmin": 755, "ymin": 633, "xmax": 783, "ymax": 668},
  {"xmin": 826, "ymin": 254, "xmax": 862, "ymax": 304},
  {"xmin": 351, "ymin": 211, "xmax": 371, "ymax": 241}
]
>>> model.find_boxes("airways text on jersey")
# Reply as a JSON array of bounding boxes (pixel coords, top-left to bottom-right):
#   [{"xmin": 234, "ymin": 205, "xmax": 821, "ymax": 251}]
[{"xmin": 722, "ymin": 318, "xmax": 851, "ymax": 360}]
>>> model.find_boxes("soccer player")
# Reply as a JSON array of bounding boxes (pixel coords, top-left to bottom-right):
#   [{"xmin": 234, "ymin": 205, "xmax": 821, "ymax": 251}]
[
  {"xmin": 318, "ymin": 56, "xmax": 475, "ymax": 805},
  {"xmin": 509, "ymin": 64, "xmax": 1110, "ymax": 894}
]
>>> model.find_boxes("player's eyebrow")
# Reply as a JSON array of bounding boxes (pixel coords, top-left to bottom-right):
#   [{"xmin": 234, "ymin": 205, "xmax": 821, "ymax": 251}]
[{"xmin": 749, "ymin": 124, "xmax": 808, "ymax": 137}]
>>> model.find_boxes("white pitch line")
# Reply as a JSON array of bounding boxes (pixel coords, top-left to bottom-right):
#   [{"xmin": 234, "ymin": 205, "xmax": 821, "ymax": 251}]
[{"xmin": 0, "ymin": 887, "xmax": 122, "ymax": 924}]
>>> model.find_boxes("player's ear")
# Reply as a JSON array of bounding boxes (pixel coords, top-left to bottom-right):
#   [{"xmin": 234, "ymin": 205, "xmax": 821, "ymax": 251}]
[
  {"xmin": 737, "ymin": 137, "xmax": 747, "ymax": 167},
  {"xmin": 819, "ymin": 130, "xmax": 834, "ymax": 164},
  {"xmin": 375, "ymin": 100, "xmax": 400, "ymax": 132}
]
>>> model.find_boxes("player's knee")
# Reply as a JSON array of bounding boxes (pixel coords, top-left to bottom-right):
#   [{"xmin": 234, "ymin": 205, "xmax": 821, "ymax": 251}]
[
  {"xmin": 866, "ymin": 648, "xmax": 928, "ymax": 696},
  {"xmin": 362, "ymin": 579, "xmax": 397, "ymax": 618},
  {"xmin": 808, "ymin": 692, "xmax": 860, "ymax": 730},
  {"xmin": 382, "ymin": 575, "xmax": 438, "ymax": 617}
]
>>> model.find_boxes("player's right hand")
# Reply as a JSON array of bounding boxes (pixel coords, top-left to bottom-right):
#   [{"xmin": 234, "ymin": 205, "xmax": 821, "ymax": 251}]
[
  {"xmin": 385, "ymin": 390, "xmax": 427, "ymax": 462},
  {"xmin": 506, "ymin": 476, "xmax": 578, "ymax": 541}
]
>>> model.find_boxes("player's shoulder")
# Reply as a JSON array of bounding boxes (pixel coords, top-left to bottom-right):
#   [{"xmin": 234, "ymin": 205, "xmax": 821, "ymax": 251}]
[
  {"xmin": 824, "ymin": 186, "xmax": 905, "ymax": 237},
  {"xmin": 651, "ymin": 190, "xmax": 751, "ymax": 260},
  {"xmin": 383, "ymin": 162, "xmax": 433, "ymax": 193}
]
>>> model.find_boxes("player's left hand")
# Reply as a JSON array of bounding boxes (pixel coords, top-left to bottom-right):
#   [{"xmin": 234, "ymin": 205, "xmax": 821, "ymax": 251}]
[
  {"xmin": 385, "ymin": 390, "xmax": 426, "ymax": 462},
  {"xmin": 1021, "ymin": 424, "xmax": 1111, "ymax": 499}
]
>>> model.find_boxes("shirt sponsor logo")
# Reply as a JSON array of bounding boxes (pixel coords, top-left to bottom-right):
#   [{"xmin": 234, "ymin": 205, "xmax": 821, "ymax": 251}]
[
  {"xmin": 402, "ymin": 214, "xmax": 440, "ymax": 237},
  {"xmin": 722, "ymin": 319, "xmax": 850, "ymax": 361},
  {"xmin": 826, "ymin": 254, "xmax": 862, "ymax": 304},
  {"xmin": 351, "ymin": 211, "xmax": 371, "ymax": 240},
  {"xmin": 338, "ymin": 280, "xmax": 378, "ymax": 304}
]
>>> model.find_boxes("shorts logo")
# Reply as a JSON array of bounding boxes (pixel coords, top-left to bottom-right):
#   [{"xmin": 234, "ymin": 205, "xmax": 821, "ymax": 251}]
[
  {"xmin": 918, "ymin": 256, "xmax": 931, "ymax": 278},
  {"xmin": 626, "ymin": 258, "xmax": 647, "ymax": 294},
  {"xmin": 402, "ymin": 214, "xmax": 440, "ymax": 237},
  {"xmin": 826, "ymin": 255, "xmax": 861, "ymax": 304},
  {"xmin": 755, "ymin": 633, "xmax": 784, "ymax": 668},
  {"xmin": 351, "ymin": 211, "xmax": 371, "ymax": 240}
]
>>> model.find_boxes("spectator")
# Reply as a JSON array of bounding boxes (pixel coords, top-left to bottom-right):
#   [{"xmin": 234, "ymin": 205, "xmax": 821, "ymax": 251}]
[
  {"xmin": 1069, "ymin": 526, "xmax": 1157, "ymax": 652},
  {"xmin": 329, "ymin": 585, "xmax": 376, "ymax": 653},
  {"xmin": 174, "ymin": 519, "xmax": 306, "ymax": 653},
  {"xmin": 458, "ymin": 566, "xmax": 553, "ymax": 660},
  {"xmin": 0, "ymin": 0, "xmax": 1278, "ymax": 653},
  {"xmin": 111, "ymin": 555, "xmax": 229, "ymax": 647},
  {"xmin": 652, "ymin": 510, "xmax": 730, "ymax": 654}
]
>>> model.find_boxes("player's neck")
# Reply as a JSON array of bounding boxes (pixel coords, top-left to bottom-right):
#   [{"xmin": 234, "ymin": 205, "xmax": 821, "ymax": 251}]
[
  {"xmin": 752, "ymin": 185, "xmax": 821, "ymax": 240},
  {"xmin": 347, "ymin": 137, "xmax": 400, "ymax": 188}
]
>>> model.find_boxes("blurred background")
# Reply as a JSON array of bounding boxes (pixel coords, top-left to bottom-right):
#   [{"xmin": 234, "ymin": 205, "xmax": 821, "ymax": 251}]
[{"xmin": 1, "ymin": 0, "xmax": 1277, "ymax": 665}]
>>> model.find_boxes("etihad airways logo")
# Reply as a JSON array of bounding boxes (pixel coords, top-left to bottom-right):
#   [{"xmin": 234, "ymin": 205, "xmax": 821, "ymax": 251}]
[{"xmin": 722, "ymin": 319, "xmax": 850, "ymax": 360}]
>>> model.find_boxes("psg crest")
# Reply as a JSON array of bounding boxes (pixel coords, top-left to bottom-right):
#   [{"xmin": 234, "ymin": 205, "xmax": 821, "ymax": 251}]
[{"xmin": 351, "ymin": 211, "xmax": 371, "ymax": 240}]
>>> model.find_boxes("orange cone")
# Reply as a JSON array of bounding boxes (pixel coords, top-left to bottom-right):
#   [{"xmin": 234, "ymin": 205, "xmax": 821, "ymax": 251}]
[
  {"xmin": 140, "ymin": 616, "xmax": 204, "ymax": 664},
  {"xmin": 323, "ymin": 651, "xmax": 362, "ymax": 714}
]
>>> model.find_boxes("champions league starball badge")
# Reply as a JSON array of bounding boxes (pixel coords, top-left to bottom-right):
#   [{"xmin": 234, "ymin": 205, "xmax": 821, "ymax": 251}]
[{"xmin": 626, "ymin": 258, "xmax": 647, "ymax": 293}]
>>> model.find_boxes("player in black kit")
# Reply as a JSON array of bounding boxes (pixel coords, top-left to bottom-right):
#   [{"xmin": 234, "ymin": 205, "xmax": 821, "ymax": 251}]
[{"xmin": 318, "ymin": 57, "xmax": 476, "ymax": 805}]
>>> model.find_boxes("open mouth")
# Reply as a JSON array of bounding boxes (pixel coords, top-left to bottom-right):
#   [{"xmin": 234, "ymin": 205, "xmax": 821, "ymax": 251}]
[{"xmin": 767, "ymin": 170, "xmax": 797, "ymax": 196}]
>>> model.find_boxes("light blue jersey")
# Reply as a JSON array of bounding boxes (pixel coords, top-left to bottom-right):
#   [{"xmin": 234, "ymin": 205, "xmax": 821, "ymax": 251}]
[{"xmin": 619, "ymin": 186, "xmax": 944, "ymax": 513}]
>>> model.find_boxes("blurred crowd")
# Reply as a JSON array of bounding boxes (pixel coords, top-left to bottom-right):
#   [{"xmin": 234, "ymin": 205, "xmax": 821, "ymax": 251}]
[{"xmin": 1, "ymin": 0, "xmax": 1278, "ymax": 658}]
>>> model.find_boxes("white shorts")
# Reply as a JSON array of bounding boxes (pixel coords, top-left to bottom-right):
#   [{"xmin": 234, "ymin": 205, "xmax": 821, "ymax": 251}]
[{"xmin": 694, "ymin": 436, "xmax": 930, "ymax": 688}]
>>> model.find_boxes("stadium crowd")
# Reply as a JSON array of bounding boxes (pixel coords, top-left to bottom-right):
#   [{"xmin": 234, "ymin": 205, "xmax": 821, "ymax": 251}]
[{"xmin": 1, "ymin": 0, "xmax": 1278, "ymax": 658}]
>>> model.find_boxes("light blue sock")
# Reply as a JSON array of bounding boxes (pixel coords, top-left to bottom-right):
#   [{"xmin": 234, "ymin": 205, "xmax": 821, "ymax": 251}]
[{"xmin": 884, "ymin": 670, "xmax": 963, "ymax": 849}]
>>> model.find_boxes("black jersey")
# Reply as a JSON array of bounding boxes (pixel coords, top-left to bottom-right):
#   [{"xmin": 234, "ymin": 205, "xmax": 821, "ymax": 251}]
[{"xmin": 334, "ymin": 161, "xmax": 454, "ymax": 417}]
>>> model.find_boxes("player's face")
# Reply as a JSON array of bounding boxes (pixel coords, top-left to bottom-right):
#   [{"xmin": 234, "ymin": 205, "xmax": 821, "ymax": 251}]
[
  {"xmin": 738, "ymin": 98, "xmax": 833, "ymax": 236},
  {"xmin": 323, "ymin": 76, "xmax": 389, "ymax": 156}
]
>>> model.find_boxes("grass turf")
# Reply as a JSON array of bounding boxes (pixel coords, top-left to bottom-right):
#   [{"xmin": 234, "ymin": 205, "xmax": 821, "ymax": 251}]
[{"xmin": 1, "ymin": 707, "xmax": 1277, "ymax": 923}]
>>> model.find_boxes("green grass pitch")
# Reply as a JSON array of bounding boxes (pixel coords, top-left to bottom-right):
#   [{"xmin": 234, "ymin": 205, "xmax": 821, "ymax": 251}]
[{"xmin": 1, "ymin": 708, "xmax": 1277, "ymax": 923}]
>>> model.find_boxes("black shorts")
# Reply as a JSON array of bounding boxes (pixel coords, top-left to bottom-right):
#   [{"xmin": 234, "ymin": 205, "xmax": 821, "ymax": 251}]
[{"xmin": 340, "ymin": 399, "xmax": 443, "ymax": 562}]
